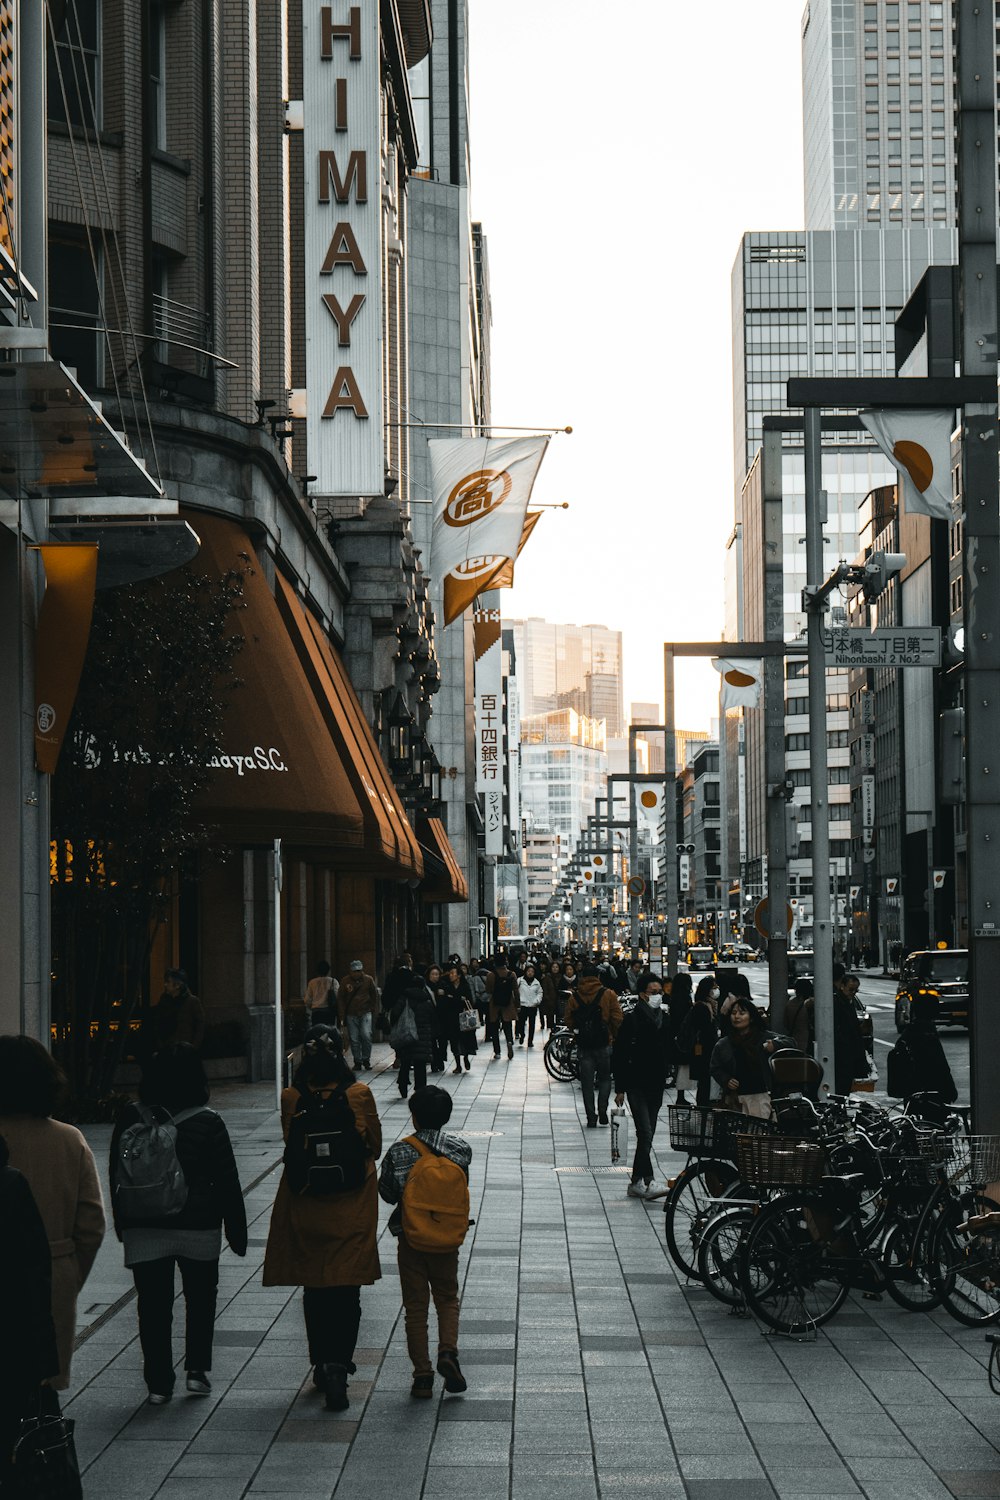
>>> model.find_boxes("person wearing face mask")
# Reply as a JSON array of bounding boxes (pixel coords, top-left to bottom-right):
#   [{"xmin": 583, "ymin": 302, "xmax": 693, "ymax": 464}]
[
  {"xmin": 612, "ymin": 972, "xmax": 675, "ymax": 1199},
  {"xmin": 674, "ymin": 976, "xmax": 722, "ymax": 1106},
  {"xmin": 709, "ymin": 998, "xmax": 793, "ymax": 1119}
]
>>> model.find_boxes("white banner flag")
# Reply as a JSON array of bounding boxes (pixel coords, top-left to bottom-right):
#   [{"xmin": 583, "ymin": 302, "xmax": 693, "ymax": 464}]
[
  {"xmin": 636, "ymin": 785, "xmax": 664, "ymax": 825},
  {"xmin": 860, "ymin": 409, "xmax": 955, "ymax": 522},
  {"xmin": 712, "ymin": 657, "xmax": 762, "ymax": 710},
  {"xmin": 430, "ymin": 436, "xmax": 549, "ymax": 623}
]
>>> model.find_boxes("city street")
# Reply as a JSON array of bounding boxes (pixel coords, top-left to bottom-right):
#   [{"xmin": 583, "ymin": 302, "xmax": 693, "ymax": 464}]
[{"xmin": 65, "ymin": 1034, "xmax": 998, "ymax": 1500}]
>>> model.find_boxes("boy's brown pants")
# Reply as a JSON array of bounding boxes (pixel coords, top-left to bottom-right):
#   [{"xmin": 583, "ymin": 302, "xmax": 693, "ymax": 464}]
[{"xmin": 397, "ymin": 1236, "xmax": 460, "ymax": 1376}]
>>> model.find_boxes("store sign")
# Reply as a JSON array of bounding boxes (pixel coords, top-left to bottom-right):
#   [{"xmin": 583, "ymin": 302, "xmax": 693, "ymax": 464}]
[
  {"xmin": 859, "ymin": 733, "xmax": 875, "ymax": 769},
  {"xmin": 861, "ymin": 774, "xmax": 875, "ymax": 830},
  {"xmin": 823, "ymin": 627, "xmax": 941, "ymax": 669},
  {"xmin": 303, "ymin": 3, "xmax": 383, "ymax": 496},
  {"xmin": 860, "ymin": 692, "xmax": 875, "ymax": 725},
  {"xmin": 474, "ymin": 608, "xmax": 503, "ymax": 855}
]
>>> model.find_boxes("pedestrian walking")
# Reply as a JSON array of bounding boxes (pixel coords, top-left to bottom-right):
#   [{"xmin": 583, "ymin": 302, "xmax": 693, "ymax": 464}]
[
  {"xmin": 667, "ymin": 972, "xmax": 694, "ymax": 1103},
  {"xmin": 486, "ymin": 957, "xmax": 519, "ymax": 1059},
  {"xmin": 540, "ymin": 962, "xmax": 561, "ymax": 1033},
  {"xmin": 467, "ymin": 959, "xmax": 489, "ymax": 1023},
  {"xmin": 337, "ymin": 960, "xmax": 379, "ymax": 1071},
  {"xmin": 378, "ymin": 1086, "xmax": 471, "ymax": 1399},
  {"xmin": 516, "ymin": 963, "xmax": 543, "ymax": 1048},
  {"xmin": 0, "ymin": 1034, "xmax": 105, "ymax": 1392},
  {"xmin": 304, "ymin": 960, "xmax": 338, "ymax": 1026},
  {"xmin": 833, "ymin": 965, "xmax": 870, "ymax": 1096},
  {"xmin": 886, "ymin": 993, "xmax": 957, "ymax": 1117},
  {"xmin": 422, "ymin": 964, "xmax": 450, "ymax": 1073},
  {"xmin": 110, "ymin": 1043, "xmax": 247, "ymax": 1403},
  {"xmin": 612, "ymin": 971, "xmax": 673, "ymax": 1198},
  {"xmin": 390, "ymin": 982, "xmax": 438, "ymax": 1097},
  {"xmin": 709, "ymin": 998, "xmax": 793, "ymax": 1118},
  {"xmin": 673, "ymin": 976, "xmax": 721, "ymax": 1106},
  {"xmin": 785, "ymin": 978, "xmax": 815, "ymax": 1054},
  {"xmin": 263, "ymin": 1025, "xmax": 381, "ymax": 1412},
  {"xmin": 438, "ymin": 960, "xmax": 477, "ymax": 1074},
  {"xmin": 0, "ymin": 1132, "xmax": 61, "ymax": 1490},
  {"xmin": 150, "ymin": 968, "xmax": 206, "ymax": 1053},
  {"xmin": 565, "ymin": 964, "xmax": 624, "ymax": 1127},
  {"xmin": 557, "ymin": 959, "xmax": 578, "ymax": 1024}
]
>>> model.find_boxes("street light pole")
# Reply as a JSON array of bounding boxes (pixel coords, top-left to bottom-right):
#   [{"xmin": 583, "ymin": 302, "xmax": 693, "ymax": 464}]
[
  {"xmin": 663, "ymin": 647, "xmax": 679, "ymax": 974},
  {"xmin": 629, "ymin": 728, "xmax": 639, "ymax": 961}
]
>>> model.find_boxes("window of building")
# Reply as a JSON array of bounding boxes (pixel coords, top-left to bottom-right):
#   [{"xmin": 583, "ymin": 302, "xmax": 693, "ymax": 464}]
[
  {"xmin": 46, "ymin": 0, "xmax": 101, "ymax": 130},
  {"xmin": 49, "ymin": 229, "xmax": 102, "ymax": 389},
  {"xmin": 828, "ymin": 729, "xmax": 850, "ymax": 748},
  {"xmin": 149, "ymin": 0, "xmax": 167, "ymax": 151},
  {"xmin": 786, "ymin": 733, "xmax": 810, "ymax": 752}
]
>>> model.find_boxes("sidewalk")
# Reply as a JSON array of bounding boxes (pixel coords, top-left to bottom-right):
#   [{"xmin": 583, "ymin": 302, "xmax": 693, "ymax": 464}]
[{"xmin": 66, "ymin": 1039, "xmax": 1000, "ymax": 1500}]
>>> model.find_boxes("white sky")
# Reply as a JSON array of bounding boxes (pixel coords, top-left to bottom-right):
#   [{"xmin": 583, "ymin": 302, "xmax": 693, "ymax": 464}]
[{"xmin": 468, "ymin": 0, "xmax": 807, "ymax": 731}]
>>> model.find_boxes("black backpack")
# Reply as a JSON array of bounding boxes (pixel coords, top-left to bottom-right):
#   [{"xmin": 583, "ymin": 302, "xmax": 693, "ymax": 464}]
[
  {"xmin": 886, "ymin": 1034, "xmax": 916, "ymax": 1099},
  {"xmin": 575, "ymin": 995, "xmax": 609, "ymax": 1050},
  {"xmin": 284, "ymin": 1086, "xmax": 368, "ymax": 1196}
]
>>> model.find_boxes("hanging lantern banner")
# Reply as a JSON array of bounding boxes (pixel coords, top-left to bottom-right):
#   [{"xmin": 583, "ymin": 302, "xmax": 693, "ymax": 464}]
[
  {"xmin": 35, "ymin": 544, "xmax": 99, "ymax": 774},
  {"xmin": 473, "ymin": 607, "xmax": 503, "ymax": 854},
  {"xmin": 430, "ymin": 436, "xmax": 548, "ymax": 624},
  {"xmin": 636, "ymin": 784, "xmax": 664, "ymax": 825}
]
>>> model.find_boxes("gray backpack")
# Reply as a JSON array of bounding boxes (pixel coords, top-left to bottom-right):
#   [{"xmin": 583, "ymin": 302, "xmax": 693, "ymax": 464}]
[{"xmin": 115, "ymin": 1104, "xmax": 207, "ymax": 1221}]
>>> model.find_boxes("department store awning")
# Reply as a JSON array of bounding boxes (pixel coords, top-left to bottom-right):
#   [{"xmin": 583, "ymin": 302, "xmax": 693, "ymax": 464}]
[
  {"xmin": 275, "ymin": 572, "xmax": 424, "ymax": 879},
  {"xmin": 188, "ymin": 512, "xmax": 365, "ymax": 851},
  {"xmin": 419, "ymin": 816, "xmax": 469, "ymax": 903}
]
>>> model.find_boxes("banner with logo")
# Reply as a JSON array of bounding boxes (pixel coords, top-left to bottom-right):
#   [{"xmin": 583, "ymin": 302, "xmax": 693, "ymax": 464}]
[
  {"xmin": 473, "ymin": 607, "xmax": 503, "ymax": 855},
  {"xmin": 35, "ymin": 544, "xmax": 99, "ymax": 774},
  {"xmin": 636, "ymin": 784, "xmax": 664, "ymax": 826},
  {"xmin": 860, "ymin": 409, "xmax": 954, "ymax": 522},
  {"xmin": 430, "ymin": 436, "xmax": 548, "ymax": 625},
  {"xmin": 712, "ymin": 657, "xmax": 762, "ymax": 710},
  {"xmin": 441, "ymin": 510, "xmax": 543, "ymax": 624}
]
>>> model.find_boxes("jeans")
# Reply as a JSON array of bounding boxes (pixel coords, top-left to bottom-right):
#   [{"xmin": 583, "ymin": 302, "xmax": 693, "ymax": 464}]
[
  {"xmin": 399, "ymin": 1057, "xmax": 427, "ymax": 1095},
  {"xmin": 132, "ymin": 1256, "xmax": 219, "ymax": 1393},
  {"xmin": 302, "ymin": 1284, "xmax": 362, "ymax": 1368},
  {"xmin": 346, "ymin": 1012, "xmax": 373, "ymax": 1066},
  {"xmin": 517, "ymin": 1008, "xmax": 538, "ymax": 1045},
  {"xmin": 490, "ymin": 1018, "xmax": 514, "ymax": 1055},
  {"xmin": 578, "ymin": 1046, "xmax": 612, "ymax": 1124},
  {"xmin": 397, "ymin": 1237, "xmax": 460, "ymax": 1376},
  {"xmin": 626, "ymin": 1082, "xmax": 665, "ymax": 1184}
]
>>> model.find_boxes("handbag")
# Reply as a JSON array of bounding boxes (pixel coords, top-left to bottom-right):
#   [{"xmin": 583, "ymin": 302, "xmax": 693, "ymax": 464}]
[
  {"xmin": 609, "ymin": 1103, "xmax": 630, "ymax": 1165},
  {"xmin": 12, "ymin": 1393, "xmax": 83, "ymax": 1500},
  {"xmin": 389, "ymin": 1001, "xmax": 418, "ymax": 1049},
  {"xmin": 458, "ymin": 1003, "xmax": 478, "ymax": 1034}
]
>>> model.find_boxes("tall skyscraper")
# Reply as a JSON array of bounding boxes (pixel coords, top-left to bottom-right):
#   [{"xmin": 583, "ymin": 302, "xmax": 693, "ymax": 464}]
[{"xmin": 507, "ymin": 618, "xmax": 625, "ymax": 737}]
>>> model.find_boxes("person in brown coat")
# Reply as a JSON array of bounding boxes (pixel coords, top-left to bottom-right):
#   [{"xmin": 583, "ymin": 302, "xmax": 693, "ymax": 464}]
[
  {"xmin": 337, "ymin": 960, "xmax": 380, "ymax": 1071},
  {"xmin": 0, "ymin": 1035, "xmax": 106, "ymax": 1390},
  {"xmin": 262, "ymin": 1025, "xmax": 382, "ymax": 1413},
  {"xmin": 485, "ymin": 958, "xmax": 519, "ymax": 1060}
]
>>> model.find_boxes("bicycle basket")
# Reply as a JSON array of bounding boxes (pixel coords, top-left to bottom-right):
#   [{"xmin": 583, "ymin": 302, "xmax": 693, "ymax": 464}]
[
  {"xmin": 962, "ymin": 1136, "xmax": 1000, "ymax": 1189},
  {"xmin": 915, "ymin": 1128, "xmax": 967, "ymax": 1175},
  {"xmin": 735, "ymin": 1134, "xmax": 826, "ymax": 1187},
  {"xmin": 711, "ymin": 1109, "xmax": 776, "ymax": 1161},
  {"xmin": 667, "ymin": 1105, "xmax": 717, "ymax": 1154}
]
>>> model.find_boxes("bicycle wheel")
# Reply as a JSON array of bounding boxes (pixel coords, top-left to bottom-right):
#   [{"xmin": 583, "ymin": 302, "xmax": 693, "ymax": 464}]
[
  {"xmin": 697, "ymin": 1203, "xmax": 756, "ymax": 1307},
  {"xmin": 543, "ymin": 1035, "xmax": 577, "ymax": 1082},
  {"xmin": 881, "ymin": 1214, "xmax": 949, "ymax": 1312},
  {"xmin": 663, "ymin": 1158, "xmax": 739, "ymax": 1280},
  {"xmin": 932, "ymin": 1193, "xmax": 1000, "ymax": 1327},
  {"xmin": 740, "ymin": 1195, "xmax": 850, "ymax": 1335}
]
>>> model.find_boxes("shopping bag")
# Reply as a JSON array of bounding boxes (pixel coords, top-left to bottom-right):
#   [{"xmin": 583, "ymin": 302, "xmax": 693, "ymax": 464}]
[
  {"xmin": 389, "ymin": 1001, "xmax": 418, "ymax": 1048},
  {"xmin": 458, "ymin": 1004, "xmax": 478, "ymax": 1034},
  {"xmin": 12, "ymin": 1396, "xmax": 83, "ymax": 1500},
  {"xmin": 609, "ymin": 1104, "xmax": 630, "ymax": 1165}
]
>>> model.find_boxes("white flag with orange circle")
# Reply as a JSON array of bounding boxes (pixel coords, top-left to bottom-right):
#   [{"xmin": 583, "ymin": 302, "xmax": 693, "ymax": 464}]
[
  {"xmin": 429, "ymin": 436, "xmax": 549, "ymax": 624},
  {"xmin": 859, "ymin": 409, "xmax": 954, "ymax": 522},
  {"xmin": 712, "ymin": 658, "xmax": 762, "ymax": 710},
  {"xmin": 636, "ymin": 785, "xmax": 664, "ymax": 825}
]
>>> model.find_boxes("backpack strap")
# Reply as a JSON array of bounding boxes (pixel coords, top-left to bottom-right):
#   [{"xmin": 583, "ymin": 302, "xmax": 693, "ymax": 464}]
[{"xmin": 170, "ymin": 1105, "xmax": 212, "ymax": 1127}]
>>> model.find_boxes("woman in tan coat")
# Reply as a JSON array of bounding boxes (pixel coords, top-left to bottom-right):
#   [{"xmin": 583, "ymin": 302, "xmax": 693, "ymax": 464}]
[
  {"xmin": 0, "ymin": 1035, "xmax": 106, "ymax": 1390},
  {"xmin": 263, "ymin": 1024, "xmax": 381, "ymax": 1413}
]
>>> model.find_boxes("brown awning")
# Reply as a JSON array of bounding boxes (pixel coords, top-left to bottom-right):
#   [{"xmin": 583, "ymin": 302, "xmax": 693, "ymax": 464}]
[
  {"xmin": 420, "ymin": 816, "xmax": 469, "ymax": 903},
  {"xmin": 275, "ymin": 573, "xmax": 424, "ymax": 879},
  {"xmin": 188, "ymin": 513, "xmax": 365, "ymax": 851}
]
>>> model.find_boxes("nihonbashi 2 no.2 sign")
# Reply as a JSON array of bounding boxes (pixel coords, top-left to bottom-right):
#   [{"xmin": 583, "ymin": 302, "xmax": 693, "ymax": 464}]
[{"xmin": 303, "ymin": 4, "xmax": 383, "ymax": 497}]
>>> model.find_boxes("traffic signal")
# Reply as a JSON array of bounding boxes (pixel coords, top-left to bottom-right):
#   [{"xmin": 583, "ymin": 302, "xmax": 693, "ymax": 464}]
[{"xmin": 861, "ymin": 550, "xmax": 906, "ymax": 602}]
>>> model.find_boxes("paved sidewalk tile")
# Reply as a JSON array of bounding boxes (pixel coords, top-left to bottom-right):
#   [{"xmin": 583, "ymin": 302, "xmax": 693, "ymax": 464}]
[{"xmin": 63, "ymin": 1047, "xmax": 1000, "ymax": 1498}]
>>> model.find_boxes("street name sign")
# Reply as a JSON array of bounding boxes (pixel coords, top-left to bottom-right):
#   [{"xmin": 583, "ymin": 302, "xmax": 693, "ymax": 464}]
[{"xmin": 822, "ymin": 627, "xmax": 941, "ymax": 669}]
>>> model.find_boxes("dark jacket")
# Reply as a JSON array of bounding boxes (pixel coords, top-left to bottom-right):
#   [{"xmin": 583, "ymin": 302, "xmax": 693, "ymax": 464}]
[
  {"xmin": 675, "ymin": 1000, "xmax": 720, "ymax": 1084},
  {"xmin": 833, "ymin": 991, "xmax": 870, "ymax": 1094},
  {"xmin": 0, "ymin": 1163, "xmax": 60, "ymax": 1389},
  {"xmin": 612, "ymin": 1002, "xmax": 674, "ymax": 1092},
  {"xmin": 710, "ymin": 1027, "xmax": 793, "ymax": 1096},
  {"xmin": 486, "ymin": 970, "xmax": 519, "ymax": 1022},
  {"xmin": 381, "ymin": 963, "xmax": 415, "ymax": 1015},
  {"xmin": 785, "ymin": 992, "xmax": 814, "ymax": 1053},
  {"xmin": 667, "ymin": 992, "xmax": 693, "ymax": 1062},
  {"xmin": 151, "ymin": 987, "xmax": 206, "ymax": 1051},
  {"xmin": 390, "ymin": 986, "xmax": 437, "ymax": 1063},
  {"xmin": 437, "ymin": 975, "xmax": 477, "ymax": 1046},
  {"xmin": 887, "ymin": 1024, "xmax": 957, "ymax": 1104},
  {"xmin": 109, "ymin": 1103, "xmax": 248, "ymax": 1253}
]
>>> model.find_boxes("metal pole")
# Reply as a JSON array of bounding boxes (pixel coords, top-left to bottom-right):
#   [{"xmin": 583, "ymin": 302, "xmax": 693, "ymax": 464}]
[
  {"xmin": 663, "ymin": 646, "xmax": 679, "ymax": 974},
  {"xmin": 629, "ymin": 727, "xmax": 640, "ymax": 961},
  {"xmin": 763, "ymin": 427, "xmax": 791, "ymax": 1022},
  {"xmin": 957, "ymin": 0, "xmax": 1000, "ymax": 1134},
  {"xmin": 273, "ymin": 839, "xmax": 283, "ymax": 1111},
  {"xmin": 804, "ymin": 410, "xmax": 836, "ymax": 1096},
  {"xmin": 717, "ymin": 687, "xmax": 730, "ymax": 952}
]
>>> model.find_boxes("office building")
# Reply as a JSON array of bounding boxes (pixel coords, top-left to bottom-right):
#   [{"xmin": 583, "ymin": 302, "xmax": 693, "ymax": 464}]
[
  {"xmin": 519, "ymin": 709, "xmax": 608, "ymax": 856},
  {"xmin": 508, "ymin": 618, "xmax": 625, "ymax": 736}
]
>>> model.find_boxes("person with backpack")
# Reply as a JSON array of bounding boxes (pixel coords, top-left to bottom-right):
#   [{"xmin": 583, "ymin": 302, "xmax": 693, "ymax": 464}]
[
  {"xmin": 109, "ymin": 1043, "xmax": 246, "ymax": 1404},
  {"xmin": 886, "ymin": 993, "xmax": 957, "ymax": 1116},
  {"xmin": 485, "ymin": 957, "xmax": 519, "ymax": 1060},
  {"xmin": 378, "ymin": 1086, "xmax": 471, "ymax": 1400},
  {"xmin": 564, "ymin": 964, "xmax": 624, "ymax": 1127},
  {"xmin": 263, "ymin": 1025, "xmax": 381, "ymax": 1412},
  {"xmin": 389, "ymin": 981, "xmax": 438, "ymax": 1097},
  {"xmin": 674, "ymin": 976, "xmax": 721, "ymax": 1106},
  {"xmin": 612, "ymin": 972, "xmax": 674, "ymax": 1198}
]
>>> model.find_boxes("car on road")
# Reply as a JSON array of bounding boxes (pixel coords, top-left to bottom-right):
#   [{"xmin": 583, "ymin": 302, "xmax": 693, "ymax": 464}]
[
  {"xmin": 686, "ymin": 945, "xmax": 716, "ymax": 970},
  {"xmin": 786, "ymin": 949, "xmax": 814, "ymax": 984},
  {"xmin": 895, "ymin": 948, "xmax": 970, "ymax": 1032}
]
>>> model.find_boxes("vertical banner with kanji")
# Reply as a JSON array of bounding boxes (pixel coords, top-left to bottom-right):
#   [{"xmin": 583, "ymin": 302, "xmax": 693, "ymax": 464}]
[{"xmin": 473, "ymin": 607, "xmax": 503, "ymax": 855}]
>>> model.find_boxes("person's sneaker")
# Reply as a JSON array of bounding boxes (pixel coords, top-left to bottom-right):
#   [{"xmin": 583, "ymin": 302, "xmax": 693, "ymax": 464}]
[
  {"xmin": 627, "ymin": 1181, "xmax": 646, "ymax": 1198},
  {"xmin": 185, "ymin": 1371, "xmax": 211, "ymax": 1396},
  {"xmin": 507, "ymin": 1048, "xmax": 514, "ymax": 1060},
  {"xmin": 322, "ymin": 1363, "xmax": 349, "ymax": 1412},
  {"xmin": 643, "ymin": 1183, "xmax": 660, "ymax": 1200},
  {"xmin": 147, "ymin": 1391, "xmax": 171, "ymax": 1405},
  {"xmin": 436, "ymin": 1350, "xmax": 467, "ymax": 1394},
  {"xmin": 411, "ymin": 1372, "xmax": 435, "ymax": 1399},
  {"xmin": 586, "ymin": 1120, "xmax": 598, "ymax": 1129}
]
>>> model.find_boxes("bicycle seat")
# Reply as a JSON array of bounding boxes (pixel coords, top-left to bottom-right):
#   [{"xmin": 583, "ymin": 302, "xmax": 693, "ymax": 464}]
[{"xmin": 770, "ymin": 1049, "xmax": 823, "ymax": 1103}]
